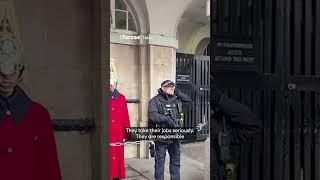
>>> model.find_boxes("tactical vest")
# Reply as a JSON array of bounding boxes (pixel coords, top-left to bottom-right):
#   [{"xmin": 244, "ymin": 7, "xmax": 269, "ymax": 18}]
[
  {"xmin": 150, "ymin": 95, "xmax": 184, "ymax": 144},
  {"xmin": 155, "ymin": 96, "xmax": 183, "ymax": 128}
]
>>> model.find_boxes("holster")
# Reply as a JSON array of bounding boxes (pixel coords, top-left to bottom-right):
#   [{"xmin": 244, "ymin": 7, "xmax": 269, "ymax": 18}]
[{"xmin": 149, "ymin": 142, "xmax": 155, "ymax": 157}]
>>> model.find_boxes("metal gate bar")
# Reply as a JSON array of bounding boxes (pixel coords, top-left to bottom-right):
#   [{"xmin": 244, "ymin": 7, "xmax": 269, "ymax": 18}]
[
  {"xmin": 212, "ymin": 0, "xmax": 320, "ymax": 179},
  {"xmin": 176, "ymin": 53, "xmax": 210, "ymax": 141}
]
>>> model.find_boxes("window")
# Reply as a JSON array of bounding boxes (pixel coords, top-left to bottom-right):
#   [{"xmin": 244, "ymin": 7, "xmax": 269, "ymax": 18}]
[{"xmin": 114, "ymin": 0, "xmax": 137, "ymax": 31}]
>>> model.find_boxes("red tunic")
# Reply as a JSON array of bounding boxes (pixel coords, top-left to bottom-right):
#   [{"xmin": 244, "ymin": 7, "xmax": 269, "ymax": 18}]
[
  {"xmin": 0, "ymin": 102, "xmax": 62, "ymax": 180},
  {"xmin": 110, "ymin": 93, "xmax": 131, "ymax": 179}
]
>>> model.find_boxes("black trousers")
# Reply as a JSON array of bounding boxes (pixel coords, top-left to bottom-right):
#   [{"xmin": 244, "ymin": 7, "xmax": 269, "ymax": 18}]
[
  {"xmin": 211, "ymin": 144, "xmax": 224, "ymax": 180},
  {"xmin": 154, "ymin": 141, "xmax": 181, "ymax": 180}
]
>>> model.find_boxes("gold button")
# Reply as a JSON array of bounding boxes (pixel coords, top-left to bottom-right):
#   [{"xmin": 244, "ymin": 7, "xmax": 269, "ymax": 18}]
[
  {"xmin": 7, "ymin": 147, "xmax": 13, "ymax": 153},
  {"xmin": 6, "ymin": 110, "xmax": 11, "ymax": 115},
  {"xmin": 112, "ymin": 108, "xmax": 115, "ymax": 111},
  {"xmin": 34, "ymin": 136, "xmax": 39, "ymax": 141},
  {"xmin": 112, "ymin": 120, "xmax": 115, "ymax": 122},
  {"xmin": 113, "ymin": 157, "xmax": 115, "ymax": 160}
]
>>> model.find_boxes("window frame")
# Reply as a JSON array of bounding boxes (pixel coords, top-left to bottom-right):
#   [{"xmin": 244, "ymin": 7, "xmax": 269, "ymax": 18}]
[{"xmin": 111, "ymin": 0, "xmax": 137, "ymax": 33}]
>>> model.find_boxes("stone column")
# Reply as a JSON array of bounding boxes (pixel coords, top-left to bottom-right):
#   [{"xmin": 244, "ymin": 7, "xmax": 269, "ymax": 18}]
[
  {"xmin": 137, "ymin": 39, "xmax": 177, "ymax": 159},
  {"xmin": 137, "ymin": 45, "xmax": 150, "ymax": 158}
]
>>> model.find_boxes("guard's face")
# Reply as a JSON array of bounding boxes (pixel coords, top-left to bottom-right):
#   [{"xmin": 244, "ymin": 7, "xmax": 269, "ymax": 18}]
[
  {"xmin": 110, "ymin": 84, "xmax": 117, "ymax": 92},
  {"xmin": 162, "ymin": 86, "xmax": 175, "ymax": 95},
  {"xmin": 0, "ymin": 64, "xmax": 20, "ymax": 97}
]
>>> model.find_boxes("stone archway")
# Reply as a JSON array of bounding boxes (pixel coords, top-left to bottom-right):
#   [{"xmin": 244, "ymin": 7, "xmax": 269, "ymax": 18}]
[
  {"xmin": 126, "ymin": 0, "xmax": 150, "ymax": 34},
  {"xmin": 195, "ymin": 37, "xmax": 210, "ymax": 55},
  {"xmin": 176, "ymin": 0, "xmax": 210, "ymax": 54}
]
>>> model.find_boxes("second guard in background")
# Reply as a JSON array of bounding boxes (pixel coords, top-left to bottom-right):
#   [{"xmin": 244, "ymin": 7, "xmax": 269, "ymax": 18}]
[{"xmin": 109, "ymin": 58, "xmax": 131, "ymax": 180}]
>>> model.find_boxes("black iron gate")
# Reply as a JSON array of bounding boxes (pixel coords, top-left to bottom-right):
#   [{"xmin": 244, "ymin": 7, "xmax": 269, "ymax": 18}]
[
  {"xmin": 211, "ymin": 0, "xmax": 320, "ymax": 179},
  {"xmin": 176, "ymin": 53, "xmax": 210, "ymax": 141}
]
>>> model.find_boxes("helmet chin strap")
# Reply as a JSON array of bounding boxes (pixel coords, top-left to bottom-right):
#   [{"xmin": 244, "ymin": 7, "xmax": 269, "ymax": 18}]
[
  {"xmin": 17, "ymin": 66, "xmax": 24, "ymax": 82},
  {"xmin": 20, "ymin": 66, "xmax": 24, "ymax": 75}
]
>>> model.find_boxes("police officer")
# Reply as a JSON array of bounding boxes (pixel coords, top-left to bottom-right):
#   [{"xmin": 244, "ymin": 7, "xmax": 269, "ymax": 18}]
[
  {"xmin": 148, "ymin": 80, "xmax": 192, "ymax": 180},
  {"xmin": 210, "ymin": 81, "xmax": 262, "ymax": 180}
]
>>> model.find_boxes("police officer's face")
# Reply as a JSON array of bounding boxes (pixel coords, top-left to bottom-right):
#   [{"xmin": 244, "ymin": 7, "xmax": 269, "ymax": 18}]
[
  {"xmin": 162, "ymin": 86, "xmax": 175, "ymax": 95},
  {"xmin": 0, "ymin": 70, "xmax": 19, "ymax": 97}
]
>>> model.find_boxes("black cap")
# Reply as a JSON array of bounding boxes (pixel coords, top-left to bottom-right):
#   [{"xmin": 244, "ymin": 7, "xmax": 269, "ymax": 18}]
[{"xmin": 161, "ymin": 80, "xmax": 176, "ymax": 87}]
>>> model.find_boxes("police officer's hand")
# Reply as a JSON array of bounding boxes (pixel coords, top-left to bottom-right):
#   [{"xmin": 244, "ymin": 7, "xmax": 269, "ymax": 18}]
[
  {"xmin": 166, "ymin": 117, "xmax": 176, "ymax": 128},
  {"xmin": 174, "ymin": 88, "xmax": 180, "ymax": 96}
]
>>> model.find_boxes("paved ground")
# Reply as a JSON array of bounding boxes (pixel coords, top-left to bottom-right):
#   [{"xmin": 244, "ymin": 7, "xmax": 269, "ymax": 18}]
[
  {"xmin": 180, "ymin": 141, "xmax": 206, "ymax": 162},
  {"xmin": 125, "ymin": 141, "xmax": 206, "ymax": 180}
]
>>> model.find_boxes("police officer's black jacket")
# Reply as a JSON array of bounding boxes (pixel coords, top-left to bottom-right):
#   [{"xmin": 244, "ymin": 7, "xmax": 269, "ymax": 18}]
[
  {"xmin": 148, "ymin": 88, "xmax": 192, "ymax": 128},
  {"xmin": 211, "ymin": 84, "xmax": 262, "ymax": 146},
  {"xmin": 210, "ymin": 83, "xmax": 262, "ymax": 179}
]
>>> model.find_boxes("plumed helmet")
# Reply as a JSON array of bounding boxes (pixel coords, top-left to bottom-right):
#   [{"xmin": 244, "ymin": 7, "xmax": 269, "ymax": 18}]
[
  {"xmin": 110, "ymin": 58, "xmax": 118, "ymax": 86},
  {"xmin": 0, "ymin": 13, "xmax": 24, "ymax": 75}
]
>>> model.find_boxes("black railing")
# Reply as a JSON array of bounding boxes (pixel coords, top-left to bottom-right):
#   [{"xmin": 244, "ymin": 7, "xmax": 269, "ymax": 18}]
[
  {"xmin": 127, "ymin": 99, "xmax": 140, "ymax": 104},
  {"xmin": 53, "ymin": 119, "xmax": 95, "ymax": 133},
  {"xmin": 53, "ymin": 99, "xmax": 139, "ymax": 132}
]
